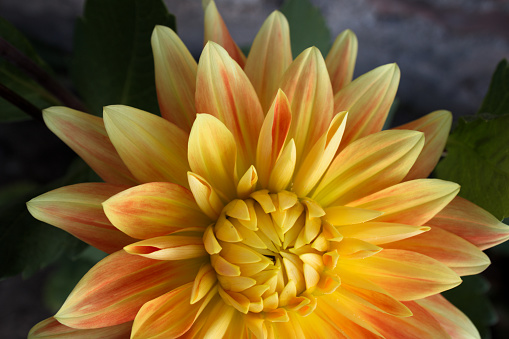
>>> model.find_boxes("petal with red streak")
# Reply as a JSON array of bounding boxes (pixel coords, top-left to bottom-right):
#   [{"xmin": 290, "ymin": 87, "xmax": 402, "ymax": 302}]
[
  {"xmin": 125, "ymin": 235, "xmax": 207, "ymax": 261},
  {"xmin": 55, "ymin": 251, "xmax": 202, "ymax": 328},
  {"xmin": 394, "ymin": 110, "xmax": 452, "ymax": 181},
  {"xmin": 103, "ymin": 105, "xmax": 190, "ymax": 187},
  {"xmin": 43, "ymin": 107, "xmax": 136, "ymax": 185},
  {"xmin": 103, "ymin": 182, "xmax": 209, "ymax": 240},
  {"xmin": 326, "ymin": 29, "xmax": 358, "ymax": 94},
  {"xmin": 27, "ymin": 183, "xmax": 136, "ymax": 253},
  {"xmin": 28, "ymin": 317, "xmax": 132, "ymax": 339}
]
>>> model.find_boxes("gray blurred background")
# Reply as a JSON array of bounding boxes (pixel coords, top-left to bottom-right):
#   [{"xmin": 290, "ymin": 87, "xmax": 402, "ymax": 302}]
[{"xmin": 1, "ymin": 0, "xmax": 508, "ymax": 337}]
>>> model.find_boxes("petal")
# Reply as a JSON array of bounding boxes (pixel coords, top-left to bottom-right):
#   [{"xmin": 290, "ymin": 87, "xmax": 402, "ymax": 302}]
[
  {"xmin": 417, "ymin": 294, "xmax": 480, "ymax": 339},
  {"xmin": 188, "ymin": 114, "xmax": 238, "ymax": 200},
  {"xmin": 338, "ymin": 249, "xmax": 461, "ymax": 301},
  {"xmin": 334, "ymin": 64, "xmax": 400, "ymax": 149},
  {"xmin": 255, "ymin": 89, "xmax": 292, "ymax": 188},
  {"xmin": 312, "ymin": 130, "xmax": 424, "ymax": 207},
  {"xmin": 182, "ymin": 296, "xmax": 237, "ymax": 338},
  {"xmin": 203, "ymin": 0, "xmax": 246, "ymax": 67},
  {"xmin": 28, "ymin": 317, "xmax": 132, "ymax": 339},
  {"xmin": 131, "ymin": 282, "xmax": 216, "ymax": 339},
  {"xmin": 151, "ymin": 25, "xmax": 197, "ymax": 131},
  {"xmin": 43, "ymin": 107, "xmax": 136, "ymax": 185},
  {"xmin": 279, "ymin": 47, "xmax": 334, "ymax": 165},
  {"xmin": 347, "ymin": 179, "xmax": 460, "ymax": 226},
  {"xmin": 27, "ymin": 183, "xmax": 136, "ymax": 253},
  {"xmin": 427, "ymin": 196, "xmax": 509, "ymax": 250},
  {"xmin": 103, "ymin": 182, "xmax": 209, "ymax": 239},
  {"xmin": 337, "ymin": 222, "xmax": 430, "ymax": 245},
  {"xmin": 196, "ymin": 42, "xmax": 264, "ymax": 173},
  {"xmin": 125, "ymin": 235, "xmax": 207, "ymax": 260},
  {"xmin": 385, "ymin": 227, "xmax": 490, "ymax": 276},
  {"xmin": 188, "ymin": 172, "xmax": 225, "ymax": 220},
  {"xmin": 324, "ymin": 206, "xmax": 383, "ymax": 226},
  {"xmin": 293, "ymin": 111, "xmax": 348, "ymax": 197},
  {"xmin": 326, "ymin": 29, "xmax": 358, "ymax": 94},
  {"xmin": 268, "ymin": 139, "xmax": 296, "ymax": 193},
  {"xmin": 191, "ymin": 263, "xmax": 218, "ymax": 304},
  {"xmin": 103, "ymin": 105, "xmax": 189, "ymax": 186},
  {"xmin": 55, "ymin": 251, "xmax": 202, "ymax": 328},
  {"xmin": 244, "ymin": 11, "xmax": 292, "ymax": 112},
  {"xmin": 394, "ymin": 110, "xmax": 452, "ymax": 180}
]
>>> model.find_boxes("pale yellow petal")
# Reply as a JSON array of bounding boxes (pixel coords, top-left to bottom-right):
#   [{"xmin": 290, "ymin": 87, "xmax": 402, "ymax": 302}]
[{"xmin": 326, "ymin": 29, "xmax": 358, "ymax": 94}]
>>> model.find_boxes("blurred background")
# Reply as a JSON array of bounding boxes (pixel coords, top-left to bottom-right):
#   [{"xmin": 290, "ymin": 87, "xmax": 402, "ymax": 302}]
[{"xmin": 0, "ymin": 0, "xmax": 508, "ymax": 337}]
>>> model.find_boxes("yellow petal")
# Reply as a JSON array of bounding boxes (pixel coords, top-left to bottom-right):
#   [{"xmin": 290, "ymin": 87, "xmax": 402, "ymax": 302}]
[
  {"xmin": 188, "ymin": 172, "xmax": 225, "ymax": 220},
  {"xmin": 334, "ymin": 64, "xmax": 400, "ymax": 149},
  {"xmin": 151, "ymin": 25, "xmax": 197, "ymax": 132},
  {"xmin": 191, "ymin": 263, "xmax": 217, "ymax": 304},
  {"xmin": 324, "ymin": 205, "xmax": 383, "ymax": 226},
  {"xmin": 203, "ymin": 0, "xmax": 246, "ymax": 67},
  {"xmin": 124, "ymin": 235, "xmax": 207, "ymax": 260},
  {"xmin": 293, "ymin": 112, "xmax": 348, "ymax": 197},
  {"xmin": 186, "ymin": 296, "xmax": 238, "ymax": 338},
  {"xmin": 279, "ymin": 47, "xmax": 334, "ymax": 165},
  {"xmin": 103, "ymin": 105, "xmax": 189, "ymax": 186},
  {"xmin": 348, "ymin": 178, "xmax": 459, "ymax": 226},
  {"xmin": 244, "ymin": 11, "xmax": 292, "ymax": 112},
  {"xmin": 188, "ymin": 114, "xmax": 238, "ymax": 199},
  {"xmin": 237, "ymin": 165, "xmax": 258, "ymax": 198},
  {"xmin": 326, "ymin": 29, "xmax": 358, "ymax": 94},
  {"xmin": 394, "ymin": 110, "xmax": 452, "ymax": 181},
  {"xmin": 196, "ymin": 42, "xmax": 263, "ymax": 173},
  {"xmin": 313, "ymin": 130, "xmax": 424, "ymax": 207},
  {"xmin": 330, "ymin": 238, "xmax": 382, "ymax": 259},
  {"xmin": 268, "ymin": 139, "xmax": 296, "ymax": 193},
  {"xmin": 43, "ymin": 107, "xmax": 136, "ymax": 185},
  {"xmin": 102, "ymin": 182, "xmax": 209, "ymax": 239},
  {"xmin": 337, "ymin": 222, "xmax": 429, "ymax": 245}
]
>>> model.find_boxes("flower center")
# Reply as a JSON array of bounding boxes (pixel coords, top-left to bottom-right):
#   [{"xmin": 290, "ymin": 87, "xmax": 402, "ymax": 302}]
[{"xmin": 203, "ymin": 190, "xmax": 342, "ymax": 320}]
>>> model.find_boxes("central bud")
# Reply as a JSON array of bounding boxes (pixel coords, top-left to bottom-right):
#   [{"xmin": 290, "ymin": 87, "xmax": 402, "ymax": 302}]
[{"xmin": 203, "ymin": 190, "xmax": 342, "ymax": 320}]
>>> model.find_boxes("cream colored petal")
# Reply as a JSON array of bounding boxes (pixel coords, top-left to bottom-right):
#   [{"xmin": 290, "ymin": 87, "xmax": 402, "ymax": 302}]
[
  {"xmin": 203, "ymin": 0, "xmax": 246, "ymax": 67},
  {"xmin": 103, "ymin": 105, "xmax": 189, "ymax": 186},
  {"xmin": 334, "ymin": 64, "xmax": 400, "ymax": 150},
  {"xmin": 326, "ymin": 29, "xmax": 358, "ymax": 94},
  {"xmin": 43, "ymin": 107, "xmax": 136, "ymax": 185},
  {"xmin": 312, "ymin": 130, "xmax": 424, "ymax": 207},
  {"xmin": 293, "ymin": 111, "xmax": 347, "ymax": 197},
  {"xmin": 188, "ymin": 114, "xmax": 238, "ymax": 200},
  {"xmin": 256, "ymin": 89, "xmax": 292, "ymax": 188},
  {"xmin": 244, "ymin": 11, "xmax": 292, "ymax": 112},
  {"xmin": 151, "ymin": 25, "xmax": 197, "ymax": 132},
  {"xmin": 394, "ymin": 110, "xmax": 452, "ymax": 180},
  {"xmin": 279, "ymin": 47, "xmax": 334, "ymax": 166},
  {"xmin": 347, "ymin": 178, "xmax": 459, "ymax": 226},
  {"xmin": 196, "ymin": 42, "xmax": 264, "ymax": 173}
]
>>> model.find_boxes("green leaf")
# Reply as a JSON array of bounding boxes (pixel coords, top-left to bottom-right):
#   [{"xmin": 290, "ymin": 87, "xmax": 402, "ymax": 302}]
[
  {"xmin": 280, "ymin": 0, "xmax": 331, "ymax": 57},
  {"xmin": 435, "ymin": 114, "xmax": 509, "ymax": 220},
  {"xmin": 0, "ymin": 18, "xmax": 59, "ymax": 122},
  {"xmin": 0, "ymin": 159, "xmax": 97, "ymax": 279},
  {"xmin": 442, "ymin": 275, "xmax": 497, "ymax": 339},
  {"xmin": 71, "ymin": 0, "xmax": 176, "ymax": 116},
  {"xmin": 478, "ymin": 59, "xmax": 509, "ymax": 116}
]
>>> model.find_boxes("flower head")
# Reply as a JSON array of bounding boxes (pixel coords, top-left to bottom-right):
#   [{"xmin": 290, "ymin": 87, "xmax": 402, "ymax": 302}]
[{"xmin": 28, "ymin": 2, "xmax": 509, "ymax": 338}]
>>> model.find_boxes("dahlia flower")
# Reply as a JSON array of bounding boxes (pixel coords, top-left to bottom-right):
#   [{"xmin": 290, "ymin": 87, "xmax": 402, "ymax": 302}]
[{"xmin": 28, "ymin": 1, "xmax": 509, "ymax": 338}]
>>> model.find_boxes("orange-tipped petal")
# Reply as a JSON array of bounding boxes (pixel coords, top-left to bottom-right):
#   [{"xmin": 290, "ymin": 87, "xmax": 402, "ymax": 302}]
[
  {"xmin": 394, "ymin": 110, "xmax": 452, "ymax": 180},
  {"xmin": 188, "ymin": 114, "xmax": 238, "ymax": 199},
  {"xmin": 125, "ymin": 235, "xmax": 206, "ymax": 261},
  {"xmin": 27, "ymin": 183, "xmax": 135, "ymax": 253},
  {"xmin": 348, "ymin": 179, "xmax": 459, "ymax": 226},
  {"xmin": 203, "ymin": 0, "xmax": 246, "ymax": 67},
  {"xmin": 103, "ymin": 182, "xmax": 209, "ymax": 240},
  {"xmin": 293, "ymin": 111, "xmax": 348, "ymax": 197},
  {"xmin": 417, "ymin": 294, "xmax": 480, "ymax": 339},
  {"xmin": 312, "ymin": 130, "xmax": 424, "ymax": 207},
  {"xmin": 337, "ymin": 222, "xmax": 429, "ymax": 245},
  {"xmin": 326, "ymin": 29, "xmax": 358, "ymax": 94},
  {"xmin": 55, "ymin": 251, "xmax": 202, "ymax": 328},
  {"xmin": 334, "ymin": 64, "xmax": 400, "ymax": 149},
  {"xmin": 151, "ymin": 25, "xmax": 197, "ymax": 131},
  {"xmin": 338, "ymin": 249, "xmax": 461, "ymax": 301},
  {"xmin": 196, "ymin": 43, "xmax": 263, "ymax": 173},
  {"xmin": 279, "ymin": 47, "xmax": 334, "ymax": 165},
  {"xmin": 385, "ymin": 227, "xmax": 490, "ymax": 276},
  {"xmin": 244, "ymin": 11, "xmax": 292, "ymax": 112},
  {"xmin": 132, "ymin": 282, "xmax": 216, "ymax": 339},
  {"xmin": 427, "ymin": 196, "xmax": 509, "ymax": 250},
  {"xmin": 103, "ymin": 105, "xmax": 189, "ymax": 186},
  {"xmin": 28, "ymin": 317, "xmax": 132, "ymax": 339},
  {"xmin": 43, "ymin": 107, "xmax": 136, "ymax": 185},
  {"xmin": 256, "ymin": 89, "xmax": 292, "ymax": 188}
]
